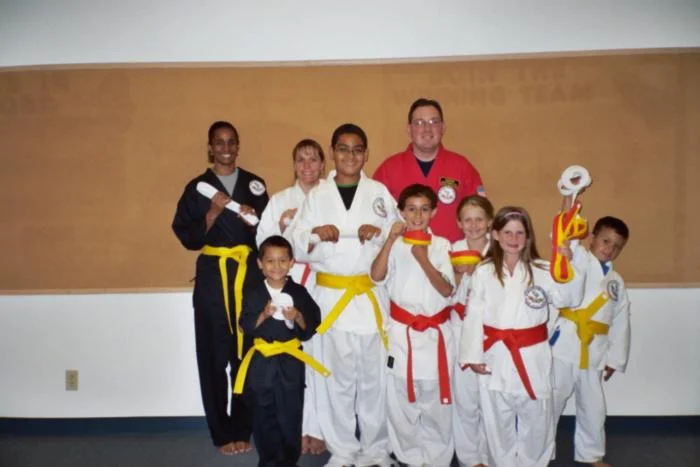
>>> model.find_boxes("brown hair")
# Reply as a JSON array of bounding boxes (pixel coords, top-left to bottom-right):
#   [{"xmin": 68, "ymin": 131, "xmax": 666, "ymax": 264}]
[
  {"xmin": 397, "ymin": 184, "xmax": 437, "ymax": 210},
  {"xmin": 292, "ymin": 139, "xmax": 325, "ymax": 162},
  {"xmin": 484, "ymin": 206, "xmax": 543, "ymax": 286}
]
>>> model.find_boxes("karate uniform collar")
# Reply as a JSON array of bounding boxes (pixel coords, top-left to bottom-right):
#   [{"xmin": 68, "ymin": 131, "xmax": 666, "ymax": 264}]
[
  {"xmin": 294, "ymin": 177, "xmax": 326, "ymax": 194},
  {"xmin": 327, "ymin": 169, "xmax": 369, "ymax": 184}
]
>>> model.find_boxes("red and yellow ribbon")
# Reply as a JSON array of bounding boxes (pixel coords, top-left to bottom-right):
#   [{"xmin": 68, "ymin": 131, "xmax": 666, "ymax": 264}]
[
  {"xmin": 550, "ymin": 201, "xmax": 588, "ymax": 283},
  {"xmin": 403, "ymin": 230, "xmax": 432, "ymax": 246},
  {"xmin": 450, "ymin": 249, "xmax": 481, "ymax": 267}
]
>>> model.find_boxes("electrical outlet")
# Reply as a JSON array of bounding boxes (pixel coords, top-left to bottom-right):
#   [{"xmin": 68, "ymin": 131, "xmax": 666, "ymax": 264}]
[{"xmin": 65, "ymin": 369, "xmax": 79, "ymax": 391}]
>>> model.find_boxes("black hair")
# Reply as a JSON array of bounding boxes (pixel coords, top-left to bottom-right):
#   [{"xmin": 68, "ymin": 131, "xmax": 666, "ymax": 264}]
[
  {"xmin": 258, "ymin": 235, "xmax": 294, "ymax": 260},
  {"xmin": 331, "ymin": 123, "xmax": 368, "ymax": 148},
  {"xmin": 207, "ymin": 121, "xmax": 239, "ymax": 163},
  {"xmin": 397, "ymin": 184, "xmax": 437, "ymax": 210},
  {"xmin": 593, "ymin": 216, "xmax": 630, "ymax": 240},
  {"xmin": 407, "ymin": 98, "xmax": 444, "ymax": 123}
]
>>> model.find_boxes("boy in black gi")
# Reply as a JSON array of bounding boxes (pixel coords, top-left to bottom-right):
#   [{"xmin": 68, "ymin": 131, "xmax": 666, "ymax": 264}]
[{"xmin": 236, "ymin": 235, "xmax": 328, "ymax": 467}]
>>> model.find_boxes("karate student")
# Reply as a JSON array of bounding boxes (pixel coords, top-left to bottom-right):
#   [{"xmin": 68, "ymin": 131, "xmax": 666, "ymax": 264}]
[
  {"xmin": 459, "ymin": 206, "xmax": 585, "ymax": 467},
  {"xmin": 172, "ymin": 120, "xmax": 268, "ymax": 455},
  {"xmin": 256, "ymin": 138, "xmax": 327, "ymax": 455},
  {"xmin": 370, "ymin": 184, "xmax": 455, "ymax": 467},
  {"xmin": 450, "ymin": 195, "xmax": 494, "ymax": 467},
  {"xmin": 551, "ymin": 217, "xmax": 631, "ymax": 467},
  {"xmin": 237, "ymin": 235, "xmax": 326, "ymax": 467},
  {"xmin": 256, "ymin": 138, "xmax": 325, "ymax": 252},
  {"xmin": 374, "ymin": 98, "xmax": 485, "ymax": 242},
  {"xmin": 287, "ymin": 123, "xmax": 400, "ymax": 467}
]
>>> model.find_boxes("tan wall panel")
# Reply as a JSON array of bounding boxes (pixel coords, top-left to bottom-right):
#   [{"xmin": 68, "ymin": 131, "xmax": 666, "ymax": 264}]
[{"xmin": 1, "ymin": 51, "xmax": 698, "ymax": 291}]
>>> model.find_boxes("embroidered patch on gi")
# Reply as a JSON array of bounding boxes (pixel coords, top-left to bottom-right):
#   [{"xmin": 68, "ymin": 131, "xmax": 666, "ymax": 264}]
[
  {"xmin": 249, "ymin": 179, "xmax": 266, "ymax": 196},
  {"xmin": 524, "ymin": 285, "xmax": 548, "ymax": 309},
  {"xmin": 606, "ymin": 280, "xmax": 620, "ymax": 301},
  {"xmin": 438, "ymin": 177, "xmax": 459, "ymax": 205},
  {"xmin": 476, "ymin": 185, "xmax": 487, "ymax": 197},
  {"xmin": 372, "ymin": 197, "xmax": 388, "ymax": 218},
  {"xmin": 387, "ymin": 355, "xmax": 394, "ymax": 369}
]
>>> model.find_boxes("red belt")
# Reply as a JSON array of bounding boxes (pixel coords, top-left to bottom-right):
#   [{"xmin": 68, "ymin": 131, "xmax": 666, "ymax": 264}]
[
  {"xmin": 298, "ymin": 262, "xmax": 312, "ymax": 287},
  {"xmin": 390, "ymin": 302, "xmax": 452, "ymax": 405},
  {"xmin": 453, "ymin": 302, "xmax": 466, "ymax": 320},
  {"xmin": 483, "ymin": 323, "xmax": 548, "ymax": 400}
]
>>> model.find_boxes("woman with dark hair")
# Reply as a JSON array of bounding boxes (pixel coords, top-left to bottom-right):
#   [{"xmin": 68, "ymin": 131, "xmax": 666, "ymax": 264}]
[{"xmin": 172, "ymin": 120, "xmax": 268, "ymax": 455}]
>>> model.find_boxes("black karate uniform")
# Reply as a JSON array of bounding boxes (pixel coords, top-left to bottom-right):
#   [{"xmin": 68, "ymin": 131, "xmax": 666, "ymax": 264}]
[
  {"xmin": 172, "ymin": 167, "xmax": 268, "ymax": 447},
  {"xmin": 239, "ymin": 278, "xmax": 321, "ymax": 467}
]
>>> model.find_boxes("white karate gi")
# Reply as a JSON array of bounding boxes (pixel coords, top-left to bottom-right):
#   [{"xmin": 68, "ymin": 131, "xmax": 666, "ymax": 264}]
[
  {"xmin": 374, "ymin": 233, "xmax": 455, "ymax": 467},
  {"xmin": 551, "ymin": 245, "xmax": 631, "ymax": 463},
  {"xmin": 450, "ymin": 238, "xmax": 490, "ymax": 467},
  {"xmin": 257, "ymin": 180, "xmax": 323, "ymax": 440},
  {"xmin": 287, "ymin": 170, "xmax": 399, "ymax": 467},
  {"xmin": 459, "ymin": 260, "xmax": 585, "ymax": 467}
]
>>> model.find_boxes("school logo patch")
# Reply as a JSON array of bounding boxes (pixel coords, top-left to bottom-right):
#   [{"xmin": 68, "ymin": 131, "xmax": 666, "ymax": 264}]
[
  {"xmin": 372, "ymin": 197, "xmax": 388, "ymax": 218},
  {"xmin": 249, "ymin": 179, "xmax": 266, "ymax": 196},
  {"xmin": 438, "ymin": 177, "xmax": 459, "ymax": 205},
  {"xmin": 524, "ymin": 285, "xmax": 548, "ymax": 309},
  {"xmin": 606, "ymin": 280, "xmax": 620, "ymax": 301}
]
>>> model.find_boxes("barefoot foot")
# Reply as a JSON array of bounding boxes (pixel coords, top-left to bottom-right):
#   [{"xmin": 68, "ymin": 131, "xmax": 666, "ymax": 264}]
[
  {"xmin": 217, "ymin": 442, "xmax": 236, "ymax": 456},
  {"xmin": 307, "ymin": 436, "xmax": 326, "ymax": 455}
]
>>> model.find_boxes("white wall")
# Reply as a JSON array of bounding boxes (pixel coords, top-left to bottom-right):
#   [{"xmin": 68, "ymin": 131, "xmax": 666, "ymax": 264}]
[
  {"xmin": 1, "ymin": 1, "xmax": 700, "ymax": 68},
  {"xmin": 1, "ymin": 289, "xmax": 699, "ymax": 417},
  {"xmin": 1, "ymin": 1, "xmax": 699, "ymax": 418}
]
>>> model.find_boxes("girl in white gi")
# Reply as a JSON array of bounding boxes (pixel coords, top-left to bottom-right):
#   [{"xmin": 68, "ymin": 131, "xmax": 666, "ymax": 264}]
[
  {"xmin": 459, "ymin": 206, "xmax": 585, "ymax": 467},
  {"xmin": 256, "ymin": 139, "xmax": 327, "ymax": 455},
  {"xmin": 451, "ymin": 195, "xmax": 494, "ymax": 467},
  {"xmin": 370, "ymin": 184, "xmax": 455, "ymax": 467},
  {"xmin": 287, "ymin": 123, "xmax": 400, "ymax": 467},
  {"xmin": 551, "ymin": 216, "xmax": 631, "ymax": 467}
]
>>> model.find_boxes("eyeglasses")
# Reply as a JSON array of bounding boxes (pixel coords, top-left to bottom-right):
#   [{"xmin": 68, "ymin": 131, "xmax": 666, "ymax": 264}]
[
  {"xmin": 411, "ymin": 118, "xmax": 443, "ymax": 127},
  {"xmin": 334, "ymin": 145, "xmax": 366, "ymax": 156}
]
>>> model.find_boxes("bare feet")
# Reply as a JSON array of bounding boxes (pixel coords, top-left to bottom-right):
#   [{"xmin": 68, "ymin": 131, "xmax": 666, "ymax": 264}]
[
  {"xmin": 217, "ymin": 442, "xmax": 236, "ymax": 455},
  {"xmin": 591, "ymin": 462, "xmax": 611, "ymax": 467},
  {"xmin": 218, "ymin": 441, "xmax": 253, "ymax": 455},
  {"xmin": 307, "ymin": 435, "xmax": 326, "ymax": 455},
  {"xmin": 301, "ymin": 435, "xmax": 311, "ymax": 455},
  {"xmin": 474, "ymin": 464, "xmax": 488, "ymax": 467},
  {"xmin": 233, "ymin": 441, "xmax": 253, "ymax": 453}
]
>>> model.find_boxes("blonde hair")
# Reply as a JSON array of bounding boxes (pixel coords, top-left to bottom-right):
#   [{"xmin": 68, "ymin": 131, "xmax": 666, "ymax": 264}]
[{"xmin": 456, "ymin": 195, "xmax": 494, "ymax": 220}]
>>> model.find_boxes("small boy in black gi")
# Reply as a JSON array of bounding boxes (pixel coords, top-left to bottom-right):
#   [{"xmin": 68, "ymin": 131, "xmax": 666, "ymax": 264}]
[{"xmin": 236, "ymin": 235, "xmax": 328, "ymax": 467}]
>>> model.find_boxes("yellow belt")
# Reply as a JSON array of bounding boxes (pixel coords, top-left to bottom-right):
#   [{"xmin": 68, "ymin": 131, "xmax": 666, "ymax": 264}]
[
  {"xmin": 315, "ymin": 272, "xmax": 388, "ymax": 349},
  {"xmin": 233, "ymin": 337, "xmax": 331, "ymax": 394},
  {"xmin": 201, "ymin": 245, "xmax": 252, "ymax": 359},
  {"xmin": 559, "ymin": 291, "xmax": 610, "ymax": 369}
]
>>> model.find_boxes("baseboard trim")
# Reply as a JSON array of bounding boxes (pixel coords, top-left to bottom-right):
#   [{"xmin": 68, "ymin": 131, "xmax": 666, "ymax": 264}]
[{"xmin": 1, "ymin": 415, "xmax": 698, "ymax": 436}]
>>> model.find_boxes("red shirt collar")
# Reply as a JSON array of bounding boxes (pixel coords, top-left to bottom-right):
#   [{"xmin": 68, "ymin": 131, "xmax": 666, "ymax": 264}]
[{"xmin": 406, "ymin": 143, "xmax": 445, "ymax": 161}]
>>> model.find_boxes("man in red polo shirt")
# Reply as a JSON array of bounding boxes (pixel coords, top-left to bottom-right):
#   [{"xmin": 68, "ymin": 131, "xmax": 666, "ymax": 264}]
[{"xmin": 374, "ymin": 98, "xmax": 485, "ymax": 242}]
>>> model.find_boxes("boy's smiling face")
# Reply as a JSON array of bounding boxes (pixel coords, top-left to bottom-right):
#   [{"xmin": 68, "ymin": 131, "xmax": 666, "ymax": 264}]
[
  {"xmin": 400, "ymin": 194, "xmax": 436, "ymax": 232},
  {"xmin": 258, "ymin": 245, "xmax": 294, "ymax": 286},
  {"xmin": 331, "ymin": 133, "xmax": 368, "ymax": 179},
  {"xmin": 590, "ymin": 227, "xmax": 627, "ymax": 263}
]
